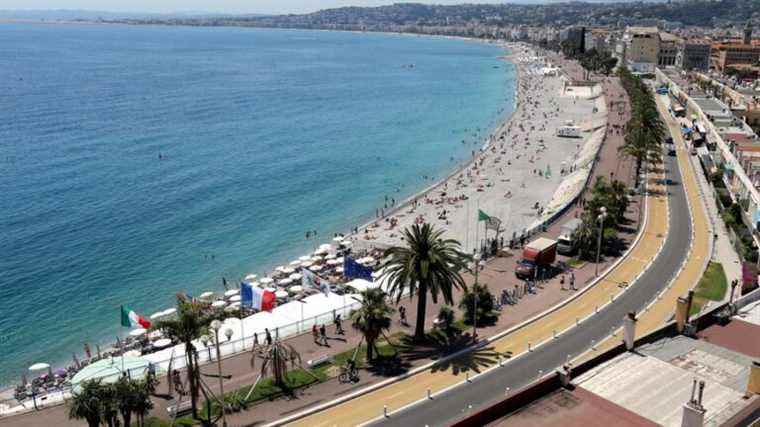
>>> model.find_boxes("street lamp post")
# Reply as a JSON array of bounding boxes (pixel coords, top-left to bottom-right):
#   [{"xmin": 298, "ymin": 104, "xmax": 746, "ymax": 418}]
[
  {"xmin": 595, "ymin": 207, "xmax": 608, "ymax": 277},
  {"xmin": 210, "ymin": 320, "xmax": 228, "ymax": 427}
]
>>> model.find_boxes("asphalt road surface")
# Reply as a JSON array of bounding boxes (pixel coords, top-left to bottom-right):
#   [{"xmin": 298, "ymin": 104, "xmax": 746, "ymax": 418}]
[{"xmin": 372, "ymin": 143, "xmax": 691, "ymax": 426}]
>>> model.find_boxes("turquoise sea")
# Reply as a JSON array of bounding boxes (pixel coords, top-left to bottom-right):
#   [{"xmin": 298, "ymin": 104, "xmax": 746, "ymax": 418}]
[{"xmin": 0, "ymin": 23, "xmax": 515, "ymax": 387}]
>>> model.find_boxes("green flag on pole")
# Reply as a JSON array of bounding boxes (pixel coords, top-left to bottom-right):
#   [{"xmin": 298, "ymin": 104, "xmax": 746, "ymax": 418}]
[{"xmin": 478, "ymin": 209, "xmax": 490, "ymax": 221}]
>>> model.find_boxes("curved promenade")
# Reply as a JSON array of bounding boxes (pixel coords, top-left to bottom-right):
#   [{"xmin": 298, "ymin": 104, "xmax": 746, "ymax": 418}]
[{"xmin": 280, "ymin": 92, "xmax": 675, "ymax": 427}]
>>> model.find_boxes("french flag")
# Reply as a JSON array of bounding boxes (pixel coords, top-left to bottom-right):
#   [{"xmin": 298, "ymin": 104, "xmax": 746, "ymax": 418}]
[{"xmin": 241, "ymin": 282, "xmax": 275, "ymax": 311}]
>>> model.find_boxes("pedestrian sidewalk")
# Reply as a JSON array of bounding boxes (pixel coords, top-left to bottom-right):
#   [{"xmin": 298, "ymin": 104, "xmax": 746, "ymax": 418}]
[{"xmin": 681, "ymin": 121, "xmax": 741, "ymax": 303}]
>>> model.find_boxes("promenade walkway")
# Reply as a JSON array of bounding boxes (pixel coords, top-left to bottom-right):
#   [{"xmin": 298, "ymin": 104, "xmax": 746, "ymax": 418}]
[{"xmin": 282, "ymin": 80, "xmax": 668, "ymax": 427}]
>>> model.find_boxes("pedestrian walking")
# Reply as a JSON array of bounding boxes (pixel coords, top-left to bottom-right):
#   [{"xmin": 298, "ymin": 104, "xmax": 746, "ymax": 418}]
[
  {"xmin": 265, "ymin": 328, "xmax": 272, "ymax": 346},
  {"xmin": 399, "ymin": 306, "xmax": 408, "ymax": 326},
  {"xmin": 312, "ymin": 324, "xmax": 319, "ymax": 344},
  {"xmin": 335, "ymin": 314, "xmax": 344, "ymax": 335},
  {"xmin": 319, "ymin": 324, "xmax": 328, "ymax": 346},
  {"xmin": 570, "ymin": 272, "xmax": 576, "ymax": 291},
  {"xmin": 253, "ymin": 332, "xmax": 259, "ymax": 348}
]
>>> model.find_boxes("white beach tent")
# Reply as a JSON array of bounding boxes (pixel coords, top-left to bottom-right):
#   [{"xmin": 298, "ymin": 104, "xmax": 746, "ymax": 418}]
[
  {"xmin": 70, "ymin": 356, "xmax": 158, "ymax": 393},
  {"xmin": 344, "ymin": 278, "xmax": 377, "ymax": 293}
]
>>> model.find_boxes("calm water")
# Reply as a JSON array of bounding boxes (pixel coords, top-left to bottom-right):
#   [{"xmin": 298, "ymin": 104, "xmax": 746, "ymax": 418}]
[{"xmin": 0, "ymin": 23, "xmax": 514, "ymax": 386}]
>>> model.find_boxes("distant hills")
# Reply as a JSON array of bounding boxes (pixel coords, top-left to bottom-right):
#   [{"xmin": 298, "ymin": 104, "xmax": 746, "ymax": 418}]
[{"xmin": 1, "ymin": 1, "xmax": 756, "ymax": 28}]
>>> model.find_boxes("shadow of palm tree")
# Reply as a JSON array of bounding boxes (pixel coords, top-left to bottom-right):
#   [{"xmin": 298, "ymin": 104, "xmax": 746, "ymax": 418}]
[{"xmin": 394, "ymin": 330, "xmax": 507, "ymax": 375}]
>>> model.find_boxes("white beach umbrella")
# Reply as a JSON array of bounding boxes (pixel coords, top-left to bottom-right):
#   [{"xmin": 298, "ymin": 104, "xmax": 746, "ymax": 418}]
[
  {"xmin": 298, "ymin": 255, "xmax": 311, "ymax": 262},
  {"xmin": 336, "ymin": 266, "xmax": 345, "ymax": 274},
  {"xmin": 327, "ymin": 259, "xmax": 341, "ymax": 266},
  {"xmin": 300, "ymin": 261, "xmax": 313, "ymax": 268},
  {"xmin": 275, "ymin": 266, "xmax": 287, "ymax": 273},
  {"xmin": 275, "ymin": 290, "xmax": 289, "ymax": 299},
  {"xmin": 289, "ymin": 273, "xmax": 303, "ymax": 281},
  {"xmin": 288, "ymin": 285, "xmax": 303, "ymax": 294},
  {"xmin": 259, "ymin": 277, "xmax": 274, "ymax": 285},
  {"xmin": 264, "ymin": 287, "xmax": 276, "ymax": 293},
  {"xmin": 340, "ymin": 240, "xmax": 352, "ymax": 247},
  {"xmin": 325, "ymin": 253, "xmax": 337, "ymax": 260},
  {"xmin": 199, "ymin": 291, "xmax": 214, "ymax": 299},
  {"xmin": 311, "ymin": 256, "xmax": 323, "ymax": 263},
  {"xmin": 283, "ymin": 267, "xmax": 296, "ymax": 274},
  {"xmin": 162, "ymin": 308, "xmax": 177, "ymax": 317},
  {"xmin": 229, "ymin": 295, "xmax": 241, "ymax": 302},
  {"xmin": 289, "ymin": 260, "xmax": 301, "ymax": 266},
  {"xmin": 211, "ymin": 300, "xmax": 227, "ymax": 308},
  {"xmin": 28, "ymin": 363, "xmax": 50, "ymax": 372},
  {"xmin": 278, "ymin": 278, "xmax": 293, "ymax": 286},
  {"xmin": 224, "ymin": 289, "xmax": 239, "ymax": 297},
  {"xmin": 153, "ymin": 338, "xmax": 172, "ymax": 348},
  {"xmin": 336, "ymin": 257, "xmax": 345, "ymax": 263},
  {"xmin": 149, "ymin": 311, "xmax": 167, "ymax": 320},
  {"xmin": 310, "ymin": 264, "xmax": 324, "ymax": 272},
  {"xmin": 147, "ymin": 330, "xmax": 163, "ymax": 339},
  {"xmin": 244, "ymin": 274, "xmax": 258, "ymax": 282},
  {"xmin": 332, "ymin": 236, "xmax": 344, "ymax": 242},
  {"xmin": 129, "ymin": 328, "xmax": 147, "ymax": 337}
]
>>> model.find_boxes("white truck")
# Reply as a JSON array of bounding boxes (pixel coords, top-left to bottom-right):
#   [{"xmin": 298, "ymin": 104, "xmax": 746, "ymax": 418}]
[{"xmin": 557, "ymin": 218, "xmax": 583, "ymax": 255}]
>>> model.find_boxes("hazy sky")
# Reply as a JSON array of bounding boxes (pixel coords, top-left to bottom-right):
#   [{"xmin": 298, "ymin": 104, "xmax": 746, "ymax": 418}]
[{"xmin": 0, "ymin": 0, "xmax": 495, "ymax": 15}]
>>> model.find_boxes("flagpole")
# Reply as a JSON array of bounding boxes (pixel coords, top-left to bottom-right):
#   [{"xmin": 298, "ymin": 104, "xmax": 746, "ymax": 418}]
[{"xmin": 475, "ymin": 199, "xmax": 479, "ymax": 256}]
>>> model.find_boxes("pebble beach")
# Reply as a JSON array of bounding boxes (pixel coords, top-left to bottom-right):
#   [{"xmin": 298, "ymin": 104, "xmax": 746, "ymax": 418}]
[{"xmin": 351, "ymin": 43, "xmax": 608, "ymax": 253}]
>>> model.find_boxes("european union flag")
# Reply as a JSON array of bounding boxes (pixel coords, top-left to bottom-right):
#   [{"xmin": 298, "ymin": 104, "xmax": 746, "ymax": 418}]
[
  {"xmin": 344, "ymin": 256, "xmax": 373, "ymax": 281},
  {"xmin": 241, "ymin": 282, "xmax": 253, "ymax": 308}
]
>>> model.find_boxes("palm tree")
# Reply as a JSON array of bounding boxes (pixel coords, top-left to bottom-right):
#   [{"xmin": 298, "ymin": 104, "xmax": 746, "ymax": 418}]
[
  {"xmin": 381, "ymin": 224, "xmax": 470, "ymax": 342},
  {"xmin": 132, "ymin": 379, "xmax": 155, "ymax": 427},
  {"xmin": 114, "ymin": 377, "xmax": 136, "ymax": 427},
  {"xmin": 68, "ymin": 380, "xmax": 105, "ymax": 427},
  {"xmin": 351, "ymin": 288, "xmax": 394, "ymax": 361},
  {"xmin": 154, "ymin": 299, "xmax": 217, "ymax": 420},
  {"xmin": 250, "ymin": 339, "xmax": 303, "ymax": 388}
]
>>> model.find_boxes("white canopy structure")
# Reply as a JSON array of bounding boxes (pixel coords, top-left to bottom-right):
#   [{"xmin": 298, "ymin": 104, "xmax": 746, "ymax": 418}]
[
  {"xmin": 70, "ymin": 356, "xmax": 157, "ymax": 393},
  {"xmin": 344, "ymin": 278, "xmax": 377, "ymax": 293},
  {"xmin": 129, "ymin": 328, "xmax": 147, "ymax": 337},
  {"xmin": 224, "ymin": 289, "xmax": 239, "ymax": 297}
]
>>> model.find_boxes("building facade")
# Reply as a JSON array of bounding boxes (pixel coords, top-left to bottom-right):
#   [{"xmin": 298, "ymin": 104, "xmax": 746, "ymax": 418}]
[
  {"xmin": 622, "ymin": 26, "xmax": 660, "ymax": 73},
  {"xmin": 677, "ymin": 41, "xmax": 711, "ymax": 71}
]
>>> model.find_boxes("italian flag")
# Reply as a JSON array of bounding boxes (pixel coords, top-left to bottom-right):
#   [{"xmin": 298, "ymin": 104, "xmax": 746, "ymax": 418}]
[{"xmin": 120, "ymin": 305, "xmax": 151, "ymax": 329}]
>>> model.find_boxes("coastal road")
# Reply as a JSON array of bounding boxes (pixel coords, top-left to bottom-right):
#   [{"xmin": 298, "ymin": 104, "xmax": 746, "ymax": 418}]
[
  {"xmin": 366, "ymin": 104, "xmax": 701, "ymax": 426},
  {"xmin": 365, "ymin": 98, "xmax": 695, "ymax": 427},
  {"xmin": 285, "ymin": 91, "xmax": 685, "ymax": 426},
  {"xmin": 573, "ymin": 90, "xmax": 713, "ymax": 363}
]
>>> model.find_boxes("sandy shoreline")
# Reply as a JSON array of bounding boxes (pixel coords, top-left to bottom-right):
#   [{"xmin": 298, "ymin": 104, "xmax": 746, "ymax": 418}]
[{"xmin": 347, "ymin": 42, "xmax": 607, "ymax": 254}]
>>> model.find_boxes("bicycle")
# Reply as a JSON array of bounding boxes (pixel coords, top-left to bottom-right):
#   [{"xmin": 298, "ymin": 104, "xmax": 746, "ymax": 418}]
[{"xmin": 338, "ymin": 363, "xmax": 360, "ymax": 383}]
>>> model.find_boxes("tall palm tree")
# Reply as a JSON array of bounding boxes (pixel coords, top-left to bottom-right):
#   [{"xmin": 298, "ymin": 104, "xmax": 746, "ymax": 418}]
[
  {"xmin": 381, "ymin": 224, "xmax": 470, "ymax": 342},
  {"xmin": 68, "ymin": 380, "xmax": 104, "ymax": 427},
  {"xmin": 154, "ymin": 299, "xmax": 217, "ymax": 420},
  {"xmin": 351, "ymin": 288, "xmax": 394, "ymax": 361}
]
